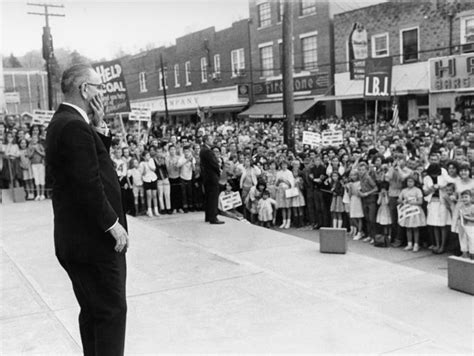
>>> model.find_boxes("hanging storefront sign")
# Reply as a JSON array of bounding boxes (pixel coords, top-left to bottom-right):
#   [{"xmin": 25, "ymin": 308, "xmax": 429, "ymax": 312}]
[
  {"xmin": 237, "ymin": 84, "xmax": 250, "ymax": 98},
  {"xmin": 429, "ymin": 54, "xmax": 474, "ymax": 92},
  {"xmin": 364, "ymin": 57, "xmax": 392, "ymax": 101},
  {"xmin": 348, "ymin": 22, "xmax": 368, "ymax": 80},
  {"xmin": 253, "ymin": 73, "xmax": 329, "ymax": 96},
  {"xmin": 93, "ymin": 59, "xmax": 131, "ymax": 115}
]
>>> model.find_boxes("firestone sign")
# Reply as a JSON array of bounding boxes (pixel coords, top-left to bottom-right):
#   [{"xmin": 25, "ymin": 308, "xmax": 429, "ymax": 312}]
[
  {"xmin": 429, "ymin": 54, "xmax": 474, "ymax": 92},
  {"xmin": 253, "ymin": 74, "xmax": 329, "ymax": 96}
]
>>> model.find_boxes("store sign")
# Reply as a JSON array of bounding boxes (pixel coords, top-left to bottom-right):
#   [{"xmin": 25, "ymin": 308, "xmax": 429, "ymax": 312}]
[
  {"xmin": 348, "ymin": 23, "xmax": 368, "ymax": 80},
  {"xmin": 429, "ymin": 54, "xmax": 474, "ymax": 92},
  {"xmin": 5, "ymin": 92, "xmax": 20, "ymax": 104},
  {"xmin": 93, "ymin": 59, "xmax": 131, "ymax": 115},
  {"xmin": 131, "ymin": 87, "xmax": 246, "ymax": 112},
  {"xmin": 364, "ymin": 57, "xmax": 392, "ymax": 101},
  {"xmin": 253, "ymin": 73, "xmax": 329, "ymax": 96},
  {"xmin": 238, "ymin": 84, "xmax": 249, "ymax": 98}
]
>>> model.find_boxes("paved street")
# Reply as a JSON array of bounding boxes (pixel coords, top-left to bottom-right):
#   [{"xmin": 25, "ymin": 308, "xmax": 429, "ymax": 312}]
[{"xmin": 1, "ymin": 201, "xmax": 473, "ymax": 354}]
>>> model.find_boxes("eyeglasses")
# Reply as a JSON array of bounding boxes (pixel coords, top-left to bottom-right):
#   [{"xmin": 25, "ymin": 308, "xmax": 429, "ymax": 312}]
[{"xmin": 84, "ymin": 82, "xmax": 106, "ymax": 90}]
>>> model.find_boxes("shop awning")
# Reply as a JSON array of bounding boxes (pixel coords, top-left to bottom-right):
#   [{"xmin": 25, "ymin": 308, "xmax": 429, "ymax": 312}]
[{"xmin": 238, "ymin": 99, "xmax": 317, "ymax": 119}]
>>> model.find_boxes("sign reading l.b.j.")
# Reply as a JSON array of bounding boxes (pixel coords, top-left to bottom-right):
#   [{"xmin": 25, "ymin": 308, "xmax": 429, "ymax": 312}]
[
  {"xmin": 253, "ymin": 73, "xmax": 329, "ymax": 96},
  {"xmin": 363, "ymin": 57, "xmax": 392, "ymax": 101},
  {"xmin": 93, "ymin": 59, "xmax": 131, "ymax": 115}
]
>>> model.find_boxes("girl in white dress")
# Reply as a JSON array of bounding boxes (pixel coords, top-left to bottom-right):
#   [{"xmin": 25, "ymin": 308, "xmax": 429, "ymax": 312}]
[
  {"xmin": 376, "ymin": 181, "xmax": 392, "ymax": 237},
  {"xmin": 399, "ymin": 176, "xmax": 426, "ymax": 252},
  {"xmin": 275, "ymin": 160, "xmax": 295, "ymax": 229},
  {"xmin": 257, "ymin": 190, "xmax": 277, "ymax": 228}
]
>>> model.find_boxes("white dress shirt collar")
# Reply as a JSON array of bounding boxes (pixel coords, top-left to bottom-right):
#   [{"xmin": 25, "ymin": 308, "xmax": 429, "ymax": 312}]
[{"xmin": 62, "ymin": 102, "xmax": 90, "ymax": 124}]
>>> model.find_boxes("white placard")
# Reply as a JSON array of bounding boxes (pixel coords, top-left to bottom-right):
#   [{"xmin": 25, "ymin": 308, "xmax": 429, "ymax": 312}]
[
  {"xmin": 129, "ymin": 107, "xmax": 152, "ymax": 121},
  {"xmin": 322, "ymin": 130, "xmax": 344, "ymax": 146},
  {"xmin": 219, "ymin": 191, "xmax": 242, "ymax": 211},
  {"xmin": 397, "ymin": 204, "xmax": 420, "ymax": 223},
  {"xmin": 302, "ymin": 131, "xmax": 321, "ymax": 147},
  {"xmin": 32, "ymin": 109, "xmax": 55, "ymax": 125}
]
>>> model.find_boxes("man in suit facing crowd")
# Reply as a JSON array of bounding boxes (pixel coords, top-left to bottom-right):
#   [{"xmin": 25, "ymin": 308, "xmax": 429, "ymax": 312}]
[
  {"xmin": 200, "ymin": 134, "xmax": 224, "ymax": 224},
  {"xmin": 46, "ymin": 64, "xmax": 129, "ymax": 356}
]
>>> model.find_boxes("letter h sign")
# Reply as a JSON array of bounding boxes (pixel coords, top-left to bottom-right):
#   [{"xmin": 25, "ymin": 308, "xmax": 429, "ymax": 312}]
[{"xmin": 434, "ymin": 58, "xmax": 456, "ymax": 78}]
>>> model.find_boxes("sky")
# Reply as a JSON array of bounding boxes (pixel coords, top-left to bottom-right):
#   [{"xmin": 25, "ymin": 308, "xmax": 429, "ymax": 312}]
[{"xmin": 1, "ymin": 0, "xmax": 386, "ymax": 61}]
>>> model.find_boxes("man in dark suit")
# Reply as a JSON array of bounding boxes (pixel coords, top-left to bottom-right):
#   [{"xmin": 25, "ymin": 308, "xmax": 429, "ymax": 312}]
[
  {"xmin": 199, "ymin": 134, "xmax": 224, "ymax": 224},
  {"xmin": 46, "ymin": 64, "xmax": 129, "ymax": 356}
]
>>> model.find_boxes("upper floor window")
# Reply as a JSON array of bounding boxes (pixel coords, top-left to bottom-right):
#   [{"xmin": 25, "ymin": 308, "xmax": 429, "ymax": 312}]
[
  {"xmin": 231, "ymin": 48, "xmax": 245, "ymax": 76},
  {"xmin": 185, "ymin": 61, "xmax": 191, "ymax": 86},
  {"xmin": 300, "ymin": 0, "xmax": 317, "ymax": 16},
  {"xmin": 277, "ymin": 0, "xmax": 284, "ymax": 22},
  {"xmin": 371, "ymin": 33, "xmax": 389, "ymax": 58},
  {"xmin": 461, "ymin": 16, "xmax": 474, "ymax": 44},
  {"xmin": 258, "ymin": 2, "xmax": 271, "ymax": 28},
  {"xmin": 158, "ymin": 68, "xmax": 168, "ymax": 90},
  {"xmin": 214, "ymin": 54, "xmax": 221, "ymax": 74},
  {"xmin": 174, "ymin": 64, "xmax": 180, "ymax": 88},
  {"xmin": 139, "ymin": 72, "xmax": 147, "ymax": 92},
  {"xmin": 301, "ymin": 34, "xmax": 318, "ymax": 71},
  {"xmin": 259, "ymin": 44, "xmax": 273, "ymax": 77},
  {"xmin": 201, "ymin": 57, "xmax": 208, "ymax": 83},
  {"xmin": 401, "ymin": 27, "xmax": 418, "ymax": 63}
]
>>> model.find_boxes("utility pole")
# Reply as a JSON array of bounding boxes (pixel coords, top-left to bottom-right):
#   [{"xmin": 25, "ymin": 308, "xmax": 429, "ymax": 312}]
[
  {"xmin": 160, "ymin": 53, "xmax": 170, "ymax": 123},
  {"xmin": 27, "ymin": 2, "xmax": 64, "ymax": 110},
  {"xmin": 282, "ymin": 0, "xmax": 295, "ymax": 151}
]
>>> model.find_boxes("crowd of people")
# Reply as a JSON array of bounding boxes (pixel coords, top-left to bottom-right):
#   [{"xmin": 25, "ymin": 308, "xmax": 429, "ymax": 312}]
[{"xmin": 2, "ymin": 110, "xmax": 474, "ymax": 259}]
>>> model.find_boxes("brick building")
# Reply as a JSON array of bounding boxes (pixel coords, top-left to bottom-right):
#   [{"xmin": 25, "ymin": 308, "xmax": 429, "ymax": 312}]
[
  {"xmin": 333, "ymin": 0, "xmax": 474, "ymax": 121},
  {"xmin": 3, "ymin": 68, "xmax": 48, "ymax": 115},
  {"xmin": 239, "ymin": 0, "xmax": 335, "ymax": 120},
  {"xmin": 123, "ymin": 19, "xmax": 251, "ymax": 125}
]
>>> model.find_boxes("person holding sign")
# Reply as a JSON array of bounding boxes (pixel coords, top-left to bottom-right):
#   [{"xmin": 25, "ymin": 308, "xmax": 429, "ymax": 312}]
[
  {"xmin": 45, "ymin": 64, "xmax": 128, "ymax": 356},
  {"xmin": 398, "ymin": 176, "xmax": 426, "ymax": 252}
]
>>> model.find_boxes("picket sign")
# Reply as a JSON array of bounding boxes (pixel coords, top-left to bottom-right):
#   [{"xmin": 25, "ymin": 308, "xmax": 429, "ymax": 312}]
[
  {"xmin": 32, "ymin": 109, "xmax": 55, "ymax": 126},
  {"xmin": 321, "ymin": 130, "xmax": 344, "ymax": 146},
  {"xmin": 302, "ymin": 131, "xmax": 321, "ymax": 147},
  {"xmin": 129, "ymin": 107, "xmax": 152, "ymax": 122},
  {"xmin": 219, "ymin": 192, "xmax": 242, "ymax": 211},
  {"xmin": 397, "ymin": 204, "xmax": 420, "ymax": 223}
]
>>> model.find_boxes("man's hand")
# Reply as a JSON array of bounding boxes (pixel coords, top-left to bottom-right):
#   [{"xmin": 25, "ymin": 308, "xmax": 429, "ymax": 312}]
[
  {"xmin": 109, "ymin": 223, "xmax": 129, "ymax": 252},
  {"xmin": 89, "ymin": 94, "xmax": 105, "ymax": 127}
]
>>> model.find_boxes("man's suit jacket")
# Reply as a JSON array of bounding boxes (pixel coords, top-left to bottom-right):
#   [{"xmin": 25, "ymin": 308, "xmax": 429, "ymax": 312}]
[
  {"xmin": 199, "ymin": 144, "xmax": 220, "ymax": 184},
  {"xmin": 46, "ymin": 104, "xmax": 127, "ymax": 262}
]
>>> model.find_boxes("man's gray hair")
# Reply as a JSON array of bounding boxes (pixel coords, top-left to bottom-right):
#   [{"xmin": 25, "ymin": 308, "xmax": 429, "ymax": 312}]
[{"xmin": 61, "ymin": 63, "xmax": 94, "ymax": 95}]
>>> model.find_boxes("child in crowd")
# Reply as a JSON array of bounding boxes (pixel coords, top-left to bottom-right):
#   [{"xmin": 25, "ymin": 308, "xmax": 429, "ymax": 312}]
[
  {"xmin": 218, "ymin": 181, "xmax": 245, "ymax": 221},
  {"xmin": 246, "ymin": 181, "xmax": 266, "ymax": 224},
  {"xmin": 127, "ymin": 158, "xmax": 144, "ymax": 216},
  {"xmin": 257, "ymin": 190, "xmax": 277, "ymax": 228},
  {"xmin": 347, "ymin": 171, "xmax": 364, "ymax": 240},
  {"xmin": 18, "ymin": 138, "xmax": 34, "ymax": 200},
  {"xmin": 28, "ymin": 134, "xmax": 45, "ymax": 200},
  {"xmin": 376, "ymin": 181, "xmax": 392, "ymax": 237},
  {"xmin": 457, "ymin": 190, "xmax": 474, "ymax": 259},
  {"xmin": 398, "ymin": 176, "xmax": 426, "ymax": 252},
  {"xmin": 140, "ymin": 151, "xmax": 159, "ymax": 217},
  {"xmin": 330, "ymin": 172, "xmax": 344, "ymax": 228}
]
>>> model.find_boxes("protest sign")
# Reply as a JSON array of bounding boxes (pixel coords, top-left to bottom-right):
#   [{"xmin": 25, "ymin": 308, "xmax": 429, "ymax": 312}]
[
  {"xmin": 302, "ymin": 131, "xmax": 321, "ymax": 147},
  {"xmin": 397, "ymin": 204, "xmax": 420, "ymax": 223},
  {"xmin": 129, "ymin": 107, "xmax": 152, "ymax": 122},
  {"xmin": 219, "ymin": 192, "xmax": 242, "ymax": 211},
  {"xmin": 321, "ymin": 130, "xmax": 344, "ymax": 146},
  {"xmin": 93, "ymin": 59, "xmax": 131, "ymax": 115},
  {"xmin": 32, "ymin": 109, "xmax": 55, "ymax": 125}
]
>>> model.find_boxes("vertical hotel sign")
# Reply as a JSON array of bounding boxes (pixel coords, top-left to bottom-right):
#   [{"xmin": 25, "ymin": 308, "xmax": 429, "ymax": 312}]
[
  {"xmin": 348, "ymin": 22, "xmax": 368, "ymax": 80},
  {"xmin": 429, "ymin": 54, "xmax": 474, "ymax": 92},
  {"xmin": 93, "ymin": 59, "xmax": 131, "ymax": 114}
]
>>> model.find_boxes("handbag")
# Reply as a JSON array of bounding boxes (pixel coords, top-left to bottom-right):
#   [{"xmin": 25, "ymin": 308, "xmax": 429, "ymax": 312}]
[
  {"xmin": 374, "ymin": 234, "xmax": 389, "ymax": 248},
  {"xmin": 285, "ymin": 187, "xmax": 299, "ymax": 198}
]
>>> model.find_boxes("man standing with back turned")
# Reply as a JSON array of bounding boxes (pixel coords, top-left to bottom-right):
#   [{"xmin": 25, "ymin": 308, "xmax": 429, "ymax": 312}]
[
  {"xmin": 200, "ymin": 134, "xmax": 224, "ymax": 224},
  {"xmin": 46, "ymin": 64, "xmax": 129, "ymax": 355}
]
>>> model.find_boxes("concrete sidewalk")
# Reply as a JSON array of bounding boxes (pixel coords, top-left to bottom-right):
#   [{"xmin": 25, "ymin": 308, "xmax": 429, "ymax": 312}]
[{"xmin": 1, "ymin": 201, "xmax": 472, "ymax": 354}]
